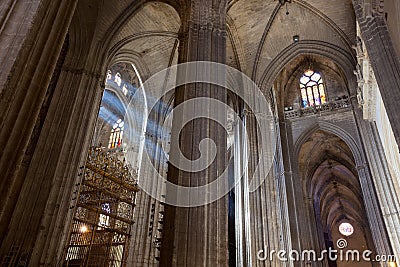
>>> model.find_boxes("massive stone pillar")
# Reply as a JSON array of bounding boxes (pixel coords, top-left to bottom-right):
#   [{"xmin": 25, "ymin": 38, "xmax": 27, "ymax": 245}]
[
  {"xmin": 353, "ymin": 0, "xmax": 400, "ymax": 147},
  {"xmin": 244, "ymin": 110, "xmax": 290, "ymax": 267},
  {"xmin": 353, "ymin": 22, "xmax": 400, "ymax": 259},
  {"xmin": 0, "ymin": 2, "xmax": 117, "ymax": 266},
  {"xmin": 15, "ymin": 66, "xmax": 103, "ymax": 266},
  {"xmin": 0, "ymin": 0, "xmax": 77, "ymax": 218},
  {"xmin": 160, "ymin": 0, "xmax": 229, "ymax": 265},
  {"xmin": 0, "ymin": 0, "xmax": 78, "ymax": 264}
]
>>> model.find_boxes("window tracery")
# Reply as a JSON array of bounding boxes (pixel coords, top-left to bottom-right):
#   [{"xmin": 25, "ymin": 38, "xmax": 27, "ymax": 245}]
[
  {"xmin": 300, "ymin": 70, "xmax": 327, "ymax": 108},
  {"xmin": 115, "ymin": 72, "xmax": 122, "ymax": 86},
  {"xmin": 108, "ymin": 119, "xmax": 124, "ymax": 149}
]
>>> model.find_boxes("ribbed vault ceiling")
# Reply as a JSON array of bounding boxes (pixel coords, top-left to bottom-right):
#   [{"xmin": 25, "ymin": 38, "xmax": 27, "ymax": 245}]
[
  {"xmin": 70, "ymin": 0, "xmax": 356, "ymax": 86},
  {"xmin": 298, "ymin": 130, "xmax": 369, "ymax": 232}
]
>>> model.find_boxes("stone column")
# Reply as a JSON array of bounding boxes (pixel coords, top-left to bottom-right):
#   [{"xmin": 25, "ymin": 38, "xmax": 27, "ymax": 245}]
[
  {"xmin": 160, "ymin": 0, "xmax": 229, "ymax": 265},
  {"xmin": 126, "ymin": 99, "xmax": 172, "ymax": 267},
  {"xmin": 347, "ymin": 96, "xmax": 392, "ymax": 260},
  {"xmin": 0, "ymin": 63, "xmax": 104, "ymax": 265},
  {"xmin": 0, "ymin": 0, "xmax": 77, "ymax": 248},
  {"xmin": 273, "ymin": 122, "xmax": 295, "ymax": 267},
  {"xmin": 353, "ymin": 25, "xmax": 400, "ymax": 259},
  {"xmin": 353, "ymin": 0, "xmax": 400, "ymax": 147},
  {"xmin": 245, "ymin": 111, "xmax": 288, "ymax": 267},
  {"xmin": 356, "ymin": 117, "xmax": 400, "ymax": 260}
]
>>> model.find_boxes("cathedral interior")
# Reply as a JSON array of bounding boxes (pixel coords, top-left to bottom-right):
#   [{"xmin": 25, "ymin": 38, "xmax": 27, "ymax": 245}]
[{"xmin": 0, "ymin": 0, "xmax": 400, "ymax": 266}]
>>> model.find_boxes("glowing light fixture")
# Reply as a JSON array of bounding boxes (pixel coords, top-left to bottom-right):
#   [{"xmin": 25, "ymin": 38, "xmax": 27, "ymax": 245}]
[{"xmin": 80, "ymin": 225, "xmax": 88, "ymax": 233}]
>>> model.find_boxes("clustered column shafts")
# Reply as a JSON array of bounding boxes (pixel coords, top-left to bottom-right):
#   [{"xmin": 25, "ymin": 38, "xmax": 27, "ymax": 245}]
[
  {"xmin": 0, "ymin": 1, "xmax": 79, "ymax": 265},
  {"xmin": 160, "ymin": 0, "xmax": 229, "ymax": 266},
  {"xmin": 353, "ymin": 0, "xmax": 400, "ymax": 148}
]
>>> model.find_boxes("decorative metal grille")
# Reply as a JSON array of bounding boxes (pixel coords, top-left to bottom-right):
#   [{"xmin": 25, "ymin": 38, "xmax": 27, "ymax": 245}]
[{"xmin": 64, "ymin": 147, "xmax": 139, "ymax": 267}]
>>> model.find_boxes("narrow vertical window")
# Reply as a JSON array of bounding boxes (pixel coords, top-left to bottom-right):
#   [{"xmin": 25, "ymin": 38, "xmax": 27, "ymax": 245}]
[
  {"xmin": 122, "ymin": 84, "xmax": 128, "ymax": 96},
  {"xmin": 300, "ymin": 70, "xmax": 327, "ymax": 108},
  {"xmin": 106, "ymin": 70, "xmax": 112, "ymax": 80},
  {"xmin": 115, "ymin": 72, "xmax": 122, "ymax": 86},
  {"xmin": 108, "ymin": 119, "xmax": 124, "ymax": 148}
]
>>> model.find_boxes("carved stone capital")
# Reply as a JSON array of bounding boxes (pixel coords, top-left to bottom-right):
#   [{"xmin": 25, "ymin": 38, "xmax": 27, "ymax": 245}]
[
  {"xmin": 356, "ymin": 0, "xmax": 385, "ymax": 19},
  {"xmin": 186, "ymin": 20, "xmax": 227, "ymax": 36}
]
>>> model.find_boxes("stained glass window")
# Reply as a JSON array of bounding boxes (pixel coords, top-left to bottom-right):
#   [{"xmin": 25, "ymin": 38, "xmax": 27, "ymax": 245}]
[
  {"xmin": 108, "ymin": 119, "xmax": 124, "ymax": 148},
  {"xmin": 299, "ymin": 70, "xmax": 327, "ymax": 108},
  {"xmin": 115, "ymin": 72, "xmax": 122, "ymax": 86},
  {"xmin": 106, "ymin": 70, "xmax": 112, "ymax": 80},
  {"xmin": 122, "ymin": 84, "xmax": 128, "ymax": 96}
]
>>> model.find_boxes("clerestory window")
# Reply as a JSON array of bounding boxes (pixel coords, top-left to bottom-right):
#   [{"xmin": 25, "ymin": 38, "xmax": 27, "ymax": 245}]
[{"xmin": 300, "ymin": 70, "xmax": 327, "ymax": 108}]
